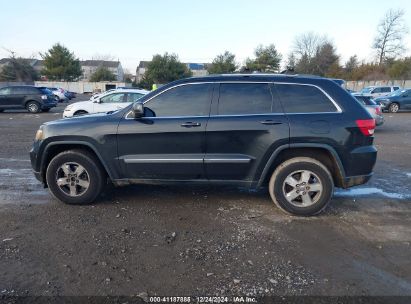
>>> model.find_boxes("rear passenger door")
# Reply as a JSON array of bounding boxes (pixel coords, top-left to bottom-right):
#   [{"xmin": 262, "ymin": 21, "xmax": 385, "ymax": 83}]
[
  {"xmin": 205, "ymin": 82, "xmax": 289, "ymax": 182},
  {"xmin": 274, "ymin": 83, "xmax": 342, "ymax": 152}
]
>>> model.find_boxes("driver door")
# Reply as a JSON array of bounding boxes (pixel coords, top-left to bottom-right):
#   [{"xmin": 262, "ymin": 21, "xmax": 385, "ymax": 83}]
[{"xmin": 117, "ymin": 83, "xmax": 214, "ymax": 180}]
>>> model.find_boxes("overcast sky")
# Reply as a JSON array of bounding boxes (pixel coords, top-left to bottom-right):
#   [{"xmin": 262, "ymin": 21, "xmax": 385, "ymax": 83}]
[{"xmin": 1, "ymin": 0, "xmax": 411, "ymax": 73}]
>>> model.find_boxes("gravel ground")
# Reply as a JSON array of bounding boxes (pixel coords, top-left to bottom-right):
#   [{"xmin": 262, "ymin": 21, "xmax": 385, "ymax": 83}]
[{"xmin": 0, "ymin": 98, "xmax": 410, "ymax": 301}]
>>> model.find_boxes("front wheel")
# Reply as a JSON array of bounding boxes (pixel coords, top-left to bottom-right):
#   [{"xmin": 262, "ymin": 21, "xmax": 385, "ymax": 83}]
[
  {"xmin": 388, "ymin": 103, "xmax": 399, "ymax": 113},
  {"xmin": 74, "ymin": 110, "xmax": 88, "ymax": 116},
  {"xmin": 269, "ymin": 157, "xmax": 334, "ymax": 216},
  {"xmin": 26, "ymin": 101, "xmax": 41, "ymax": 113},
  {"xmin": 46, "ymin": 150, "xmax": 106, "ymax": 204}
]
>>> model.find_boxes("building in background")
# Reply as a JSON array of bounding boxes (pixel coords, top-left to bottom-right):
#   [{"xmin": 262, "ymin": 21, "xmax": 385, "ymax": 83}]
[
  {"xmin": 0, "ymin": 58, "xmax": 44, "ymax": 77},
  {"xmin": 1, "ymin": 58, "xmax": 124, "ymax": 81},
  {"xmin": 135, "ymin": 61, "xmax": 150, "ymax": 83},
  {"xmin": 135, "ymin": 61, "xmax": 209, "ymax": 83},
  {"xmin": 80, "ymin": 60, "xmax": 124, "ymax": 81}
]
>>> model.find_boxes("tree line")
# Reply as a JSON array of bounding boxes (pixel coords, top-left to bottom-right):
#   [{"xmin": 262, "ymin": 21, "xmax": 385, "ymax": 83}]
[{"xmin": 1, "ymin": 8, "xmax": 409, "ymax": 85}]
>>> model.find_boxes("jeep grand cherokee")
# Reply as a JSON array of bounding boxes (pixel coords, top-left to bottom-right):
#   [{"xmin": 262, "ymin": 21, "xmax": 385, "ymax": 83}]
[{"xmin": 30, "ymin": 74, "xmax": 377, "ymax": 216}]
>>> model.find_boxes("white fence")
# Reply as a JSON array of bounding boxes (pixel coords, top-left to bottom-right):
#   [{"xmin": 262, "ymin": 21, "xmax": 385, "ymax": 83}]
[
  {"xmin": 346, "ymin": 80, "xmax": 411, "ymax": 91},
  {"xmin": 34, "ymin": 81, "xmax": 131, "ymax": 94}
]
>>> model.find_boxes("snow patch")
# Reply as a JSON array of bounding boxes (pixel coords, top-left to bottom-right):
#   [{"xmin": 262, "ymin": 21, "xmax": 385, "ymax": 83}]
[
  {"xmin": 0, "ymin": 158, "xmax": 30, "ymax": 162},
  {"xmin": 335, "ymin": 187, "xmax": 406, "ymax": 200}
]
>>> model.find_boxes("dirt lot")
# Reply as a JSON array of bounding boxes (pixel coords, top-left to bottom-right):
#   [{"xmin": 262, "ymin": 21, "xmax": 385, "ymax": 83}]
[{"xmin": 0, "ymin": 98, "xmax": 410, "ymax": 301}]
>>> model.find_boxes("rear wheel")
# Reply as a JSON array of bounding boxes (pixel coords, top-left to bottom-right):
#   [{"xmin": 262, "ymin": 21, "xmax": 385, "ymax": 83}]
[
  {"xmin": 26, "ymin": 101, "xmax": 41, "ymax": 113},
  {"xmin": 46, "ymin": 150, "xmax": 106, "ymax": 205},
  {"xmin": 269, "ymin": 157, "xmax": 334, "ymax": 216},
  {"xmin": 388, "ymin": 103, "xmax": 399, "ymax": 113}
]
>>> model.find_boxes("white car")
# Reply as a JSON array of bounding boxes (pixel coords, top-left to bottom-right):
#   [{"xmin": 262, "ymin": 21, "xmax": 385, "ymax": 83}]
[{"xmin": 63, "ymin": 89, "xmax": 149, "ymax": 118}]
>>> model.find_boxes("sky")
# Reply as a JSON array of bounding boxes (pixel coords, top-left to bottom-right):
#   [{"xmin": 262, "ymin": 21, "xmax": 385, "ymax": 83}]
[{"xmin": 1, "ymin": 0, "xmax": 411, "ymax": 73}]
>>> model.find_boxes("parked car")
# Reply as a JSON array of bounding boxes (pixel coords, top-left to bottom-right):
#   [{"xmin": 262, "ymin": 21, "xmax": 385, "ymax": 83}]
[
  {"xmin": 358, "ymin": 86, "xmax": 401, "ymax": 98},
  {"xmin": 30, "ymin": 74, "xmax": 377, "ymax": 216},
  {"xmin": 0, "ymin": 86, "xmax": 57, "ymax": 113},
  {"xmin": 48, "ymin": 87, "xmax": 68, "ymax": 102},
  {"xmin": 352, "ymin": 94, "xmax": 384, "ymax": 126},
  {"xmin": 374, "ymin": 88, "xmax": 411, "ymax": 113},
  {"xmin": 90, "ymin": 89, "xmax": 116, "ymax": 101},
  {"xmin": 63, "ymin": 89, "xmax": 149, "ymax": 117},
  {"xmin": 64, "ymin": 91, "xmax": 76, "ymax": 100}
]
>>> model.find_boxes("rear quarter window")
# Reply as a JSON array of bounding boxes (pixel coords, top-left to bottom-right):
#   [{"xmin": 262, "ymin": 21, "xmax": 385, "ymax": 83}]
[{"xmin": 275, "ymin": 84, "xmax": 337, "ymax": 113}]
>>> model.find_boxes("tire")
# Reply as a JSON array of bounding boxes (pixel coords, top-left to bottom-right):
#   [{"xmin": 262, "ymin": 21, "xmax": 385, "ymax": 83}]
[
  {"xmin": 46, "ymin": 150, "xmax": 106, "ymax": 205},
  {"xmin": 42, "ymin": 108, "xmax": 51, "ymax": 113},
  {"xmin": 269, "ymin": 157, "xmax": 334, "ymax": 216},
  {"xmin": 74, "ymin": 110, "xmax": 88, "ymax": 116},
  {"xmin": 26, "ymin": 101, "xmax": 41, "ymax": 113},
  {"xmin": 388, "ymin": 103, "xmax": 399, "ymax": 113}
]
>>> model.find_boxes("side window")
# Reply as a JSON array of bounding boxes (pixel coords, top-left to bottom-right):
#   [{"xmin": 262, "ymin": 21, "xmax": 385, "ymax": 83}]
[
  {"xmin": 218, "ymin": 83, "xmax": 274, "ymax": 115},
  {"xmin": 394, "ymin": 87, "xmax": 400, "ymax": 91},
  {"xmin": 100, "ymin": 93, "xmax": 125, "ymax": 103},
  {"xmin": 371, "ymin": 88, "xmax": 380, "ymax": 93},
  {"xmin": 127, "ymin": 93, "xmax": 144, "ymax": 103},
  {"xmin": 9, "ymin": 87, "xmax": 26, "ymax": 94},
  {"xmin": 381, "ymin": 87, "xmax": 391, "ymax": 93},
  {"xmin": 145, "ymin": 83, "xmax": 212, "ymax": 117},
  {"xmin": 0, "ymin": 87, "xmax": 11, "ymax": 95},
  {"xmin": 275, "ymin": 84, "xmax": 337, "ymax": 113}
]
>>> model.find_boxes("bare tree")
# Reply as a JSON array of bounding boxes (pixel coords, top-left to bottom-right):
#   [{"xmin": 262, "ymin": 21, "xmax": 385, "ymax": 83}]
[
  {"xmin": 293, "ymin": 32, "xmax": 327, "ymax": 59},
  {"xmin": 373, "ymin": 9, "xmax": 408, "ymax": 65}
]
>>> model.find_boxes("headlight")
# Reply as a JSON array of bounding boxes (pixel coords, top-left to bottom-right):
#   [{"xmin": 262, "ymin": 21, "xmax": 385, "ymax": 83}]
[
  {"xmin": 35, "ymin": 129, "xmax": 44, "ymax": 141},
  {"xmin": 41, "ymin": 95, "xmax": 48, "ymax": 100}
]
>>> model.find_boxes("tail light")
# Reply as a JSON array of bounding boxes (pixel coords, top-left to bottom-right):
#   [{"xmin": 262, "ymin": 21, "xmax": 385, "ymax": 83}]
[
  {"xmin": 375, "ymin": 106, "xmax": 382, "ymax": 115},
  {"xmin": 356, "ymin": 119, "xmax": 375, "ymax": 136}
]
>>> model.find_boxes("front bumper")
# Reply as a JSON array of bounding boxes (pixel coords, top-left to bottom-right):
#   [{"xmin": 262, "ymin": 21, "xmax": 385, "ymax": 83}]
[
  {"xmin": 63, "ymin": 110, "xmax": 74, "ymax": 117},
  {"xmin": 375, "ymin": 115, "xmax": 384, "ymax": 126}
]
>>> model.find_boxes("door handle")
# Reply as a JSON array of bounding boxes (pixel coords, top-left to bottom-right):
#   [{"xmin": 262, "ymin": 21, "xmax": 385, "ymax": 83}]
[
  {"xmin": 181, "ymin": 122, "xmax": 201, "ymax": 127},
  {"xmin": 260, "ymin": 120, "xmax": 283, "ymax": 125}
]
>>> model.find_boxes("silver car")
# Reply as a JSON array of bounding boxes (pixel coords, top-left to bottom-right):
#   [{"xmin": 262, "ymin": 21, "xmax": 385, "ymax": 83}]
[
  {"xmin": 352, "ymin": 94, "xmax": 384, "ymax": 126},
  {"xmin": 358, "ymin": 86, "xmax": 401, "ymax": 98}
]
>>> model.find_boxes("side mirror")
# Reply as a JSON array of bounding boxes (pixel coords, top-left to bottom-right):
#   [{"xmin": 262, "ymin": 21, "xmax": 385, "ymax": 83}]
[
  {"xmin": 93, "ymin": 98, "xmax": 100, "ymax": 103},
  {"xmin": 132, "ymin": 102, "xmax": 144, "ymax": 118}
]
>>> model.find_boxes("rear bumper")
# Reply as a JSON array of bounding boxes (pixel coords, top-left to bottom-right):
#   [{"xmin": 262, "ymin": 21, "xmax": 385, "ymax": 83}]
[{"xmin": 341, "ymin": 173, "xmax": 373, "ymax": 188}]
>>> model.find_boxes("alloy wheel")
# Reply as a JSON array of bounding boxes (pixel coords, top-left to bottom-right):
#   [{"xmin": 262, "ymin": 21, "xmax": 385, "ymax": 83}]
[
  {"xmin": 282, "ymin": 170, "xmax": 323, "ymax": 207},
  {"xmin": 55, "ymin": 162, "xmax": 90, "ymax": 197}
]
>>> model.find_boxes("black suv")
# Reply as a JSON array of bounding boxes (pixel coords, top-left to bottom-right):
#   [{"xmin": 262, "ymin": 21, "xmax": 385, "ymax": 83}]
[
  {"xmin": 30, "ymin": 75, "xmax": 377, "ymax": 216},
  {"xmin": 0, "ymin": 86, "xmax": 57, "ymax": 113}
]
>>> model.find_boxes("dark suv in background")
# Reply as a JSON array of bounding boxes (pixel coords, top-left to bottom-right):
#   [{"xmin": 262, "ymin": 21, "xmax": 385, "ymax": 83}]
[
  {"xmin": 30, "ymin": 74, "xmax": 377, "ymax": 216},
  {"xmin": 0, "ymin": 86, "xmax": 57, "ymax": 113}
]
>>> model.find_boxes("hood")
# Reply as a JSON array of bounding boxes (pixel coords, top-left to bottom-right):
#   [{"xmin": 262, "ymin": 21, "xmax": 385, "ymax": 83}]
[
  {"xmin": 67, "ymin": 100, "xmax": 93, "ymax": 108},
  {"xmin": 45, "ymin": 112, "xmax": 111, "ymax": 126}
]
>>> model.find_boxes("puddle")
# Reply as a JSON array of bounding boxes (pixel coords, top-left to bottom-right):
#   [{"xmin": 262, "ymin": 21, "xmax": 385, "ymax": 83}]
[{"xmin": 335, "ymin": 187, "xmax": 408, "ymax": 200}]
